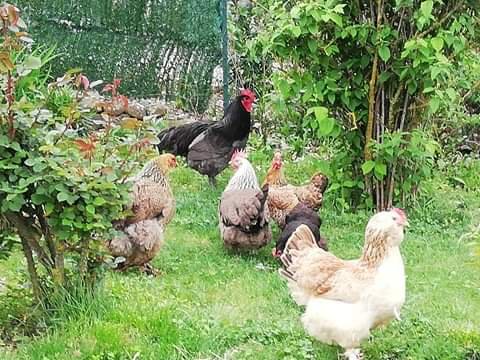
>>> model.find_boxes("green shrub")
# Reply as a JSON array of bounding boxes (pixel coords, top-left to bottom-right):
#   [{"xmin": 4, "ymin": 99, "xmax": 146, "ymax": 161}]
[{"xmin": 0, "ymin": 5, "xmax": 156, "ymax": 302}]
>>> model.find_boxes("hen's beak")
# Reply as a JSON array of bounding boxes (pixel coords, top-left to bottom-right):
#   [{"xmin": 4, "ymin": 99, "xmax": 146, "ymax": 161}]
[{"xmin": 272, "ymin": 248, "xmax": 281, "ymax": 258}]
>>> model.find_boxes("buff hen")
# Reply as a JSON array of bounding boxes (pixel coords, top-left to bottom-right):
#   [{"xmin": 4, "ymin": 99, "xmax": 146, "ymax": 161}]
[
  {"xmin": 219, "ymin": 150, "xmax": 271, "ymax": 250},
  {"xmin": 279, "ymin": 209, "xmax": 408, "ymax": 360},
  {"xmin": 263, "ymin": 152, "xmax": 328, "ymax": 225},
  {"xmin": 107, "ymin": 154, "xmax": 177, "ymax": 274}
]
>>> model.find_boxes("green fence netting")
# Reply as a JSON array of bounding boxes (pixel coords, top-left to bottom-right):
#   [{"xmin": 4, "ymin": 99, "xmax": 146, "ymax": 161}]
[{"xmin": 16, "ymin": 0, "xmax": 223, "ymax": 112}]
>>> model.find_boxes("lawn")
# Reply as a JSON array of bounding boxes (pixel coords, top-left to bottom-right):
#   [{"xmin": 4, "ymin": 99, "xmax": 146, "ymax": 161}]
[{"xmin": 1, "ymin": 151, "xmax": 479, "ymax": 360}]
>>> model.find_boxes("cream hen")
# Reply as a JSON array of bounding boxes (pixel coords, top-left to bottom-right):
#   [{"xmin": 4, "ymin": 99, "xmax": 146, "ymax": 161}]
[{"xmin": 279, "ymin": 209, "xmax": 408, "ymax": 360}]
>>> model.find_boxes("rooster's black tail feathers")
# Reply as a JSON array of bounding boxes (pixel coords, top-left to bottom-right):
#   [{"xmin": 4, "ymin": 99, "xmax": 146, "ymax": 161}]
[{"xmin": 157, "ymin": 122, "xmax": 209, "ymax": 157}]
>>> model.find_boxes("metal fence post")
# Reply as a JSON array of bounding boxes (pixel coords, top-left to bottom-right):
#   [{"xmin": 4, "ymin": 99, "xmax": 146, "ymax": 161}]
[{"xmin": 220, "ymin": 0, "xmax": 230, "ymax": 110}]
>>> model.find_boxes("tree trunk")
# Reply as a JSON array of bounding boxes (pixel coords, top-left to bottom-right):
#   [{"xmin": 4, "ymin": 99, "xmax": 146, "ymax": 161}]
[{"xmin": 4, "ymin": 212, "xmax": 43, "ymax": 300}]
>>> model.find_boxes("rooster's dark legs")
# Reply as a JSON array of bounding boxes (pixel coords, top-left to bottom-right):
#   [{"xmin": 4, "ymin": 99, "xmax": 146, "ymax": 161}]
[{"xmin": 208, "ymin": 176, "xmax": 217, "ymax": 187}]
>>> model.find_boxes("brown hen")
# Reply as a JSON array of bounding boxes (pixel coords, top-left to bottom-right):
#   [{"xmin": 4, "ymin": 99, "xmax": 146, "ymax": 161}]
[
  {"xmin": 263, "ymin": 152, "xmax": 328, "ymax": 228},
  {"xmin": 107, "ymin": 154, "xmax": 177, "ymax": 274},
  {"xmin": 219, "ymin": 150, "xmax": 271, "ymax": 250}
]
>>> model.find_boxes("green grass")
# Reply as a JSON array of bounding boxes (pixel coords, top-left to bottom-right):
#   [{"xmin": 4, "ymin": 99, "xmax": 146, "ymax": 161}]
[{"xmin": 1, "ymin": 153, "xmax": 479, "ymax": 360}]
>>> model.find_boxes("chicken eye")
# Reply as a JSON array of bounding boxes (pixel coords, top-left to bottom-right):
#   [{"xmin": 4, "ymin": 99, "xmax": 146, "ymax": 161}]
[{"xmin": 392, "ymin": 216, "xmax": 397, "ymax": 221}]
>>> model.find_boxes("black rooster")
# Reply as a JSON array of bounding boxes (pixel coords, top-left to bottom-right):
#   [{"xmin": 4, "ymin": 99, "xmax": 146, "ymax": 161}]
[{"xmin": 157, "ymin": 89, "xmax": 255, "ymax": 186}]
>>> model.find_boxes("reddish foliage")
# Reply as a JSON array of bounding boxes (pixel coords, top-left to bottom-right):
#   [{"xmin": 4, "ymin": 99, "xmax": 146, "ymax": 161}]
[
  {"xmin": 132, "ymin": 138, "xmax": 151, "ymax": 152},
  {"xmin": 117, "ymin": 94, "xmax": 128, "ymax": 108},
  {"xmin": 74, "ymin": 135, "xmax": 97, "ymax": 160},
  {"xmin": 76, "ymin": 74, "xmax": 90, "ymax": 91}
]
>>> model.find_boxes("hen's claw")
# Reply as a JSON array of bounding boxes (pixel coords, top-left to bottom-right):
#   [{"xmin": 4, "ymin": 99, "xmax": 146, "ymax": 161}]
[
  {"xmin": 344, "ymin": 348, "xmax": 363, "ymax": 360},
  {"xmin": 140, "ymin": 263, "xmax": 161, "ymax": 276}
]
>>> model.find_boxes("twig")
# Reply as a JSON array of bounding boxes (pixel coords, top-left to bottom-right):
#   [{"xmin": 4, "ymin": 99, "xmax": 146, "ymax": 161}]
[
  {"xmin": 35, "ymin": 205, "xmax": 56, "ymax": 263},
  {"xmin": 462, "ymin": 80, "xmax": 480, "ymax": 101},
  {"xmin": 364, "ymin": 0, "xmax": 383, "ymax": 161}
]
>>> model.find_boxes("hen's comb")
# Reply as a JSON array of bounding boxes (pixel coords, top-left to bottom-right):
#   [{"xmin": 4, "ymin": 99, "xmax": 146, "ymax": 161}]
[
  {"xmin": 392, "ymin": 207, "xmax": 407, "ymax": 220},
  {"xmin": 240, "ymin": 88, "xmax": 256, "ymax": 100},
  {"xmin": 231, "ymin": 148, "xmax": 248, "ymax": 161}
]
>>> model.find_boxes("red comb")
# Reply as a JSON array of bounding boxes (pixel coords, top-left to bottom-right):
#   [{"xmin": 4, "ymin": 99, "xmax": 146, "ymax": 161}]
[
  {"xmin": 240, "ymin": 88, "xmax": 256, "ymax": 100},
  {"xmin": 231, "ymin": 148, "xmax": 247, "ymax": 161},
  {"xmin": 392, "ymin": 208, "xmax": 406, "ymax": 219}
]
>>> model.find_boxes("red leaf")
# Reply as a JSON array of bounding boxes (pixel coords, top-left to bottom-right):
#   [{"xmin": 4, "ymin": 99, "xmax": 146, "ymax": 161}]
[
  {"xmin": 74, "ymin": 137, "xmax": 97, "ymax": 159},
  {"xmin": 132, "ymin": 138, "xmax": 151, "ymax": 152},
  {"xmin": 79, "ymin": 75, "xmax": 89, "ymax": 90},
  {"xmin": 117, "ymin": 94, "xmax": 129, "ymax": 108}
]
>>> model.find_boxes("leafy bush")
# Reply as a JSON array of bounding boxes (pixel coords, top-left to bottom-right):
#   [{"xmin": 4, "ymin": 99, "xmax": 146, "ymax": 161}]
[
  {"xmin": 231, "ymin": 0, "xmax": 479, "ymax": 210},
  {"xmin": 0, "ymin": 4, "xmax": 157, "ymax": 300}
]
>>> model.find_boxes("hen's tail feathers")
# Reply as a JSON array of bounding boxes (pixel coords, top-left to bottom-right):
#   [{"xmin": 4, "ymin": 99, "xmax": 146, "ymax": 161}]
[
  {"xmin": 278, "ymin": 225, "xmax": 317, "ymax": 282},
  {"xmin": 310, "ymin": 172, "xmax": 329, "ymax": 194},
  {"xmin": 256, "ymin": 183, "xmax": 269, "ymax": 214},
  {"xmin": 284, "ymin": 224, "xmax": 317, "ymax": 252},
  {"xmin": 157, "ymin": 122, "xmax": 208, "ymax": 156}
]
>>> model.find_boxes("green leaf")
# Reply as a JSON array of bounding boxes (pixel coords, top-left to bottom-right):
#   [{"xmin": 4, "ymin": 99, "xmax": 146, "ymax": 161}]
[
  {"xmin": 308, "ymin": 22, "xmax": 318, "ymax": 34},
  {"xmin": 45, "ymin": 203, "xmax": 54, "ymax": 216},
  {"xmin": 57, "ymin": 192, "xmax": 69, "ymax": 202},
  {"xmin": 429, "ymin": 97, "xmax": 441, "ymax": 114},
  {"xmin": 327, "ymin": 93, "xmax": 335, "ymax": 104},
  {"xmin": 445, "ymin": 88, "xmax": 456, "ymax": 100},
  {"xmin": 23, "ymin": 56, "xmax": 42, "ymax": 70},
  {"xmin": 374, "ymin": 162, "xmax": 387, "ymax": 179},
  {"xmin": 278, "ymin": 79, "xmax": 290, "ymax": 98},
  {"xmin": 86, "ymin": 205, "xmax": 95, "ymax": 215},
  {"xmin": 378, "ymin": 46, "xmax": 391, "ymax": 62},
  {"xmin": 93, "ymin": 197, "xmax": 106, "ymax": 206},
  {"xmin": 361, "ymin": 160, "xmax": 376, "ymax": 175},
  {"xmin": 24, "ymin": 158, "xmax": 36, "ymax": 166},
  {"xmin": 329, "ymin": 14, "xmax": 343, "ymax": 27},
  {"xmin": 290, "ymin": 7, "xmax": 301, "ymax": 19},
  {"xmin": 290, "ymin": 25, "xmax": 302, "ymax": 38},
  {"xmin": 312, "ymin": 106, "xmax": 328, "ymax": 121},
  {"xmin": 307, "ymin": 39, "xmax": 318, "ymax": 53},
  {"xmin": 318, "ymin": 117, "xmax": 335, "ymax": 136},
  {"xmin": 430, "ymin": 66, "xmax": 442, "ymax": 80},
  {"xmin": 378, "ymin": 72, "xmax": 392, "ymax": 84},
  {"xmin": 420, "ymin": 1, "xmax": 433, "ymax": 18},
  {"xmin": 431, "ymin": 37, "xmax": 444, "ymax": 52},
  {"xmin": 333, "ymin": 4, "xmax": 346, "ymax": 13},
  {"xmin": 31, "ymin": 193, "xmax": 47, "ymax": 205}
]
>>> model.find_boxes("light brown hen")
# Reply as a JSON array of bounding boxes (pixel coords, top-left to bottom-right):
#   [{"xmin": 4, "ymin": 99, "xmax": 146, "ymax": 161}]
[
  {"xmin": 263, "ymin": 152, "xmax": 328, "ymax": 228},
  {"xmin": 107, "ymin": 154, "xmax": 176, "ymax": 274}
]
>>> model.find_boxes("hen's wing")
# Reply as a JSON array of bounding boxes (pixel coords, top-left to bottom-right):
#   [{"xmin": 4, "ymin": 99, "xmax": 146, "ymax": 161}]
[
  {"xmin": 187, "ymin": 128, "xmax": 247, "ymax": 177},
  {"xmin": 267, "ymin": 187, "xmax": 299, "ymax": 228},
  {"xmin": 219, "ymin": 189, "xmax": 268, "ymax": 231},
  {"xmin": 280, "ymin": 225, "xmax": 362, "ymax": 302},
  {"xmin": 186, "ymin": 132, "xmax": 231, "ymax": 177},
  {"xmin": 128, "ymin": 179, "xmax": 174, "ymax": 225}
]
